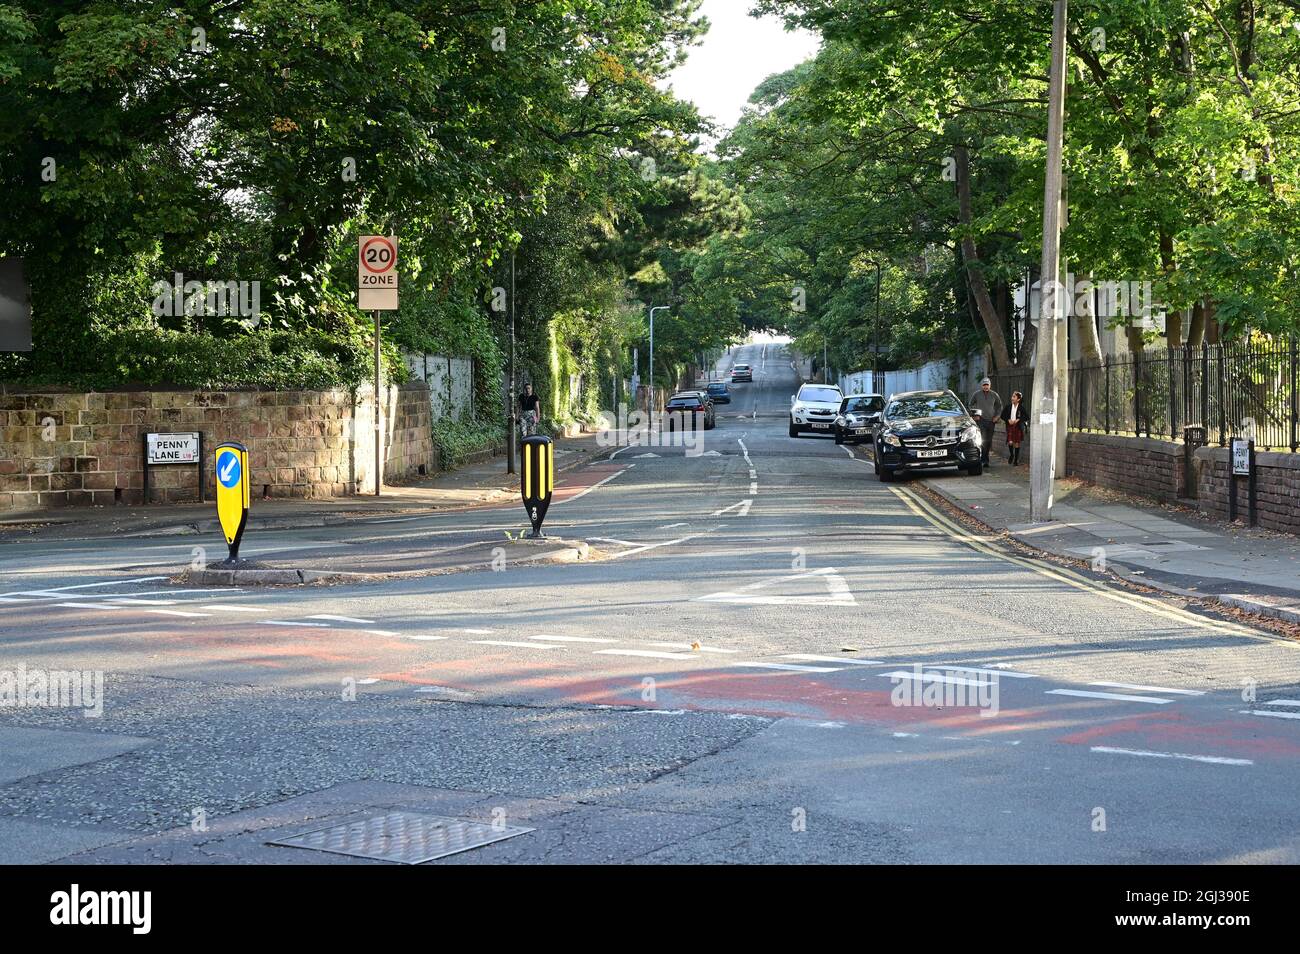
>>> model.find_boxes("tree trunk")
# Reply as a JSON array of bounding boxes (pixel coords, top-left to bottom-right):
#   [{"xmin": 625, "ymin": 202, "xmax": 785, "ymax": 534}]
[
  {"xmin": 954, "ymin": 145, "xmax": 1013, "ymax": 370},
  {"xmin": 1076, "ymin": 272, "xmax": 1102, "ymax": 361},
  {"xmin": 1187, "ymin": 299, "xmax": 1206, "ymax": 347}
]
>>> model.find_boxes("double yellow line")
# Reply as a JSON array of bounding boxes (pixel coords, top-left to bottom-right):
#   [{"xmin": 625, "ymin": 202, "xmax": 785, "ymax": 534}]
[
  {"xmin": 889, "ymin": 484, "xmax": 1286, "ymax": 645},
  {"xmin": 522, "ymin": 440, "xmax": 555, "ymax": 501}
]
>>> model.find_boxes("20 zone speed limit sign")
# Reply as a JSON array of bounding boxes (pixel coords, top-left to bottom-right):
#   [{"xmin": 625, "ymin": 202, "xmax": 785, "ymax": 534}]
[{"xmin": 358, "ymin": 235, "xmax": 398, "ymax": 310}]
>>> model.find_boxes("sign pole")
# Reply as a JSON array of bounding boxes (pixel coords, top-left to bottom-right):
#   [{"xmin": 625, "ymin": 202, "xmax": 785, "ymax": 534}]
[{"xmin": 374, "ymin": 308, "xmax": 382, "ymax": 497}]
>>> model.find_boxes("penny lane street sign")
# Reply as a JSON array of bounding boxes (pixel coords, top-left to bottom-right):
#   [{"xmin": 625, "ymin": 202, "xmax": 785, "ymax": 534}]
[{"xmin": 143, "ymin": 431, "xmax": 204, "ymax": 504}]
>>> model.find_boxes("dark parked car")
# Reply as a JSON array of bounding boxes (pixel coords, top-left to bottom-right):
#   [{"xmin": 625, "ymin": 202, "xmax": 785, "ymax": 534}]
[
  {"xmin": 871, "ymin": 389, "xmax": 984, "ymax": 480},
  {"xmin": 834, "ymin": 393, "xmax": 884, "ymax": 445},
  {"xmin": 665, "ymin": 391, "xmax": 716, "ymax": 431},
  {"xmin": 730, "ymin": 364, "xmax": 752, "ymax": 382},
  {"xmin": 706, "ymin": 382, "xmax": 731, "ymax": 404}
]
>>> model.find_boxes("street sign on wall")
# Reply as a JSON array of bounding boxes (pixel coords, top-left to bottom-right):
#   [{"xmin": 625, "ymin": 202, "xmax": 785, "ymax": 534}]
[
  {"xmin": 1231, "ymin": 437, "xmax": 1252, "ymax": 476},
  {"xmin": 358, "ymin": 235, "xmax": 398, "ymax": 310},
  {"xmin": 146, "ymin": 432, "xmax": 200, "ymax": 464}
]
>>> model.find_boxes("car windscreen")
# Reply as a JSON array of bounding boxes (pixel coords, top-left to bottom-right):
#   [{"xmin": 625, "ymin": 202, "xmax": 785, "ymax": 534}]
[
  {"xmin": 797, "ymin": 387, "xmax": 841, "ymax": 403},
  {"xmin": 886, "ymin": 394, "xmax": 964, "ymax": 420},
  {"xmin": 667, "ymin": 397, "xmax": 701, "ymax": 406},
  {"xmin": 707, "ymin": 384, "xmax": 726, "ymax": 391},
  {"xmin": 842, "ymin": 397, "xmax": 883, "ymax": 414},
  {"xmin": 733, "ymin": 365, "xmax": 749, "ymax": 370}
]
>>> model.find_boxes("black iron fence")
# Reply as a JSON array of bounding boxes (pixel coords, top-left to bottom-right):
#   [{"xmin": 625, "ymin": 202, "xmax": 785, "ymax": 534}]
[{"xmin": 990, "ymin": 339, "xmax": 1300, "ymax": 452}]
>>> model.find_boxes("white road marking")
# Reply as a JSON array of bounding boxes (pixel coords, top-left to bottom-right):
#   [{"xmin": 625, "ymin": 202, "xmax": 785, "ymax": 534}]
[
  {"xmin": 1089, "ymin": 681, "xmax": 1204, "ymax": 696},
  {"xmin": 696, "ymin": 566, "xmax": 855, "ymax": 606},
  {"xmin": 56, "ymin": 602, "xmax": 129, "ymax": 610},
  {"xmin": 651, "ymin": 642, "xmax": 739, "ymax": 654},
  {"xmin": 462, "ymin": 628, "xmax": 494, "ymax": 634},
  {"xmin": 733, "ymin": 662, "xmax": 843, "ymax": 673},
  {"xmin": 658, "ymin": 522, "xmax": 688, "ymax": 530},
  {"xmin": 588, "ymin": 537, "xmax": 639, "ymax": 547},
  {"xmin": 710, "ymin": 499, "xmax": 753, "ymax": 517},
  {"xmin": 356, "ymin": 678, "xmax": 380, "ymax": 685},
  {"xmin": 629, "ymin": 709, "xmax": 687, "ymax": 716},
  {"xmin": 1045, "ymin": 689, "xmax": 1174, "ymax": 705},
  {"xmin": 201, "ymin": 605, "xmax": 267, "ymax": 613},
  {"xmin": 2, "ymin": 576, "xmax": 170, "ymax": 598},
  {"xmin": 607, "ymin": 534, "xmax": 699, "ymax": 559},
  {"xmin": 781, "ymin": 653, "xmax": 883, "ymax": 666},
  {"xmin": 749, "ymin": 481, "xmax": 758, "ymax": 495},
  {"xmin": 748, "ymin": 469, "xmax": 757, "ymax": 479},
  {"xmin": 363, "ymin": 629, "xmax": 402, "ymax": 637},
  {"xmin": 555, "ymin": 466, "xmax": 631, "ymax": 505},
  {"xmin": 1262, "ymin": 699, "xmax": 1300, "ymax": 707},
  {"xmin": 474, "ymin": 640, "xmax": 563, "ymax": 650},
  {"xmin": 1091, "ymin": 746, "xmax": 1252, "ymax": 766},
  {"xmin": 403, "ymin": 635, "xmax": 448, "ymax": 641},
  {"xmin": 633, "ymin": 452, "xmax": 660, "ymax": 458},
  {"xmin": 530, "ymin": 634, "xmax": 618, "ymax": 644},
  {"xmin": 936, "ymin": 665, "xmax": 1037, "ymax": 679},
  {"xmin": 259, "ymin": 619, "xmax": 330, "ymax": 627},
  {"xmin": 595, "ymin": 649, "xmax": 695, "ymax": 660},
  {"xmin": 308, "ymin": 614, "xmax": 376, "ymax": 624},
  {"xmin": 146, "ymin": 609, "xmax": 211, "ymax": 618},
  {"xmin": 882, "ymin": 670, "xmax": 994, "ymax": 688},
  {"xmin": 106, "ymin": 598, "xmax": 178, "ymax": 606},
  {"xmin": 1241, "ymin": 709, "xmax": 1300, "ymax": 720}
]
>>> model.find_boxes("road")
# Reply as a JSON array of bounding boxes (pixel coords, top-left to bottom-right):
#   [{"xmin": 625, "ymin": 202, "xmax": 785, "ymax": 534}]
[{"xmin": 3, "ymin": 341, "xmax": 1300, "ymax": 864}]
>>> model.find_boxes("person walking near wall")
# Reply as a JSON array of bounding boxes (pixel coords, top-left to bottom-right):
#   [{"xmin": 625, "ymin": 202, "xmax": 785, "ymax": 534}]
[
  {"xmin": 968, "ymin": 377, "xmax": 1003, "ymax": 468},
  {"xmin": 1001, "ymin": 390, "xmax": 1027, "ymax": 465}
]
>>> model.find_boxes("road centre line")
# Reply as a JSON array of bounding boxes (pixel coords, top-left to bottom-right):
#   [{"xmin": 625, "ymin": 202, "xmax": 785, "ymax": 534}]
[
  {"xmin": 474, "ymin": 640, "xmax": 563, "ymax": 650},
  {"xmin": 780, "ymin": 654, "xmax": 883, "ymax": 666},
  {"xmin": 607, "ymin": 534, "xmax": 700, "ymax": 559},
  {"xmin": 934, "ymin": 665, "xmax": 1036, "ymax": 679},
  {"xmin": 595, "ymin": 649, "xmax": 696, "ymax": 660},
  {"xmin": 1240, "ymin": 709, "xmax": 1300, "ymax": 720},
  {"xmin": 1, "ymin": 576, "xmax": 170, "ymax": 598},
  {"xmin": 554, "ymin": 465, "xmax": 633, "ymax": 505},
  {"xmin": 882, "ymin": 670, "xmax": 999, "ymax": 688},
  {"xmin": 733, "ymin": 662, "xmax": 843, "ymax": 673},
  {"xmin": 531, "ymin": 634, "xmax": 618, "ymax": 644}
]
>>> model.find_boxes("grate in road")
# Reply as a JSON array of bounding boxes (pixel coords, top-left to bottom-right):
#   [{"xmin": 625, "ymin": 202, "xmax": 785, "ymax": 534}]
[{"xmin": 268, "ymin": 810, "xmax": 534, "ymax": 864}]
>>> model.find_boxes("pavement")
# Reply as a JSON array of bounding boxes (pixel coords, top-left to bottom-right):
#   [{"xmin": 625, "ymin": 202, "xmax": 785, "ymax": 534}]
[
  {"xmin": 5, "ymin": 339, "xmax": 1300, "ymax": 865},
  {"xmin": 919, "ymin": 456, "xmax": 1300, "ymax": 627}
]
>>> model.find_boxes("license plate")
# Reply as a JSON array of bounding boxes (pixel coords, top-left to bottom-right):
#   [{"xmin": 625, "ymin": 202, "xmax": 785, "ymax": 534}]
[
  {"xmin": 853, "ymin": 428, "xmax": 869, "ymax": 435},
  {"xmin": 916, "ymin": 448, "xmax": 947, "ymax": 459},
  {"xmin": 811, "ymin": 423, "xmax": 829, "ymax": 430}
]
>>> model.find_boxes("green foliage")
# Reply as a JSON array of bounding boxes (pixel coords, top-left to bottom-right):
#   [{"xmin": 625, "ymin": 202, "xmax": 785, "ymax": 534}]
[{"xmin": 432, "ymin": 416, "xmax": 505, "ymax": 471}]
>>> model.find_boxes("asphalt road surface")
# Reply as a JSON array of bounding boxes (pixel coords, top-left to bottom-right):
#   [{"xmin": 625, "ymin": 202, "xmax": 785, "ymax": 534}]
[{"xmin": 3, "ymin": 341, "xmax": 1300, "ymax": 864}]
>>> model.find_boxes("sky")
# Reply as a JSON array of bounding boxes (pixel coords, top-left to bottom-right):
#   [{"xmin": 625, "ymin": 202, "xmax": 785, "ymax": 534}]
[{"xmin": 662, "ymin": 0, "xmax": 821, "ymax": 147}]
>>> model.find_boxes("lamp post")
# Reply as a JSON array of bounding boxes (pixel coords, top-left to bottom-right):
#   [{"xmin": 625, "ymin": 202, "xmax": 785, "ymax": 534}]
[
  {"xmin": 866, "ymin": 259, "xmax": 882, "ymax": 392},
  {"xmin": 649, "ymin": 305, "xmax": 668, "ymax": 417}
]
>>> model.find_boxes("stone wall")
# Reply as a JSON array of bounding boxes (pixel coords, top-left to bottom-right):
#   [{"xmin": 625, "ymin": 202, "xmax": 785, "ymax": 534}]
[
  {"xmin": 1194, "ymin": 446, "xmax": 1300, "ymax": 533},
  {"xmin": 1063, "ymin": 432, "xmax": 1186, "ymax": 505},
  {"xmin": 0, "ymin": 383, "xmax": 432, "ymax": 511}
]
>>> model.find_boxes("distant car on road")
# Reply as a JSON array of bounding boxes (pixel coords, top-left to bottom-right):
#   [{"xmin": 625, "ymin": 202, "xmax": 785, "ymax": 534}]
[
  {"xmin": 665, "ymin": 391, "xmax": 716, "ymax": 431},
  {"xmin": 730, "ymin": 364, "xmax": 752, "ymax": 382},
  {"xmin": 871, "ymin": 389, "xmax": 984, "ymax": 480},
  {"xmin": 834, "ymin": 393, "xmax": 885, "ymax": 444},
  {"xmin": 706, "ymin": 382, "xmax": 731, "ymax": 404},
  {"xmin": 789, "ymin": 383, "xmax": 844, "ymax": 437}
]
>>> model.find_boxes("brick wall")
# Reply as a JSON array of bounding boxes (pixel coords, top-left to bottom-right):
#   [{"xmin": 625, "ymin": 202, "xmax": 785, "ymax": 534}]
[
  {"xmin": 0, "ymin": 383, "xmax": 433, "ymax": 512},
  {"xmin": 1063, "ymin": 432, "xmax": 1186, "ymax": 505},
  {"xmin": 1195, "ymin": 446, "xmax": 1300, "ymax": 533}
]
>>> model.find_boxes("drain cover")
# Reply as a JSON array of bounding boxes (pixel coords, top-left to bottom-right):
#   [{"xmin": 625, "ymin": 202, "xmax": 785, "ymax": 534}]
[{"xmin": 269, "ymin": 811, "xmax": 534, "ymax": 864}]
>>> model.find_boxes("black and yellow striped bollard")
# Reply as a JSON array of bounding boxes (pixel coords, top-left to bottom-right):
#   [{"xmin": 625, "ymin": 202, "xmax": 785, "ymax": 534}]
[{"xmin": 520, "ymin": 435, "xmax": 555, "ymax": 538}]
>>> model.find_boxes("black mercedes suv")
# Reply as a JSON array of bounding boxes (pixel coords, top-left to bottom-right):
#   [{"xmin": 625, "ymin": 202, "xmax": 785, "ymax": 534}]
[{"xmin": 871, "ymin": 389, "xmax": 984, "ymax": 481}]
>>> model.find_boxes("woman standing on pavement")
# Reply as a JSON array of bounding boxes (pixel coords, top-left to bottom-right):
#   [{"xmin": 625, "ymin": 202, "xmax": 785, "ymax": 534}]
[{"xmin": 1001, "ymin": 390, "xmax": 1027, "ymax": 465}]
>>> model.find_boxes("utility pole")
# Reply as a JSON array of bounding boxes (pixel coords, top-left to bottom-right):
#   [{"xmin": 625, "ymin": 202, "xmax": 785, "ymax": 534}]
[
  {"xmin": 1030, "ymin": 0, "xmax": 1068, "ymax": 521},
  {"xmin": 867, "ymin": 259, "xmax": 882, "ymax": 392},
  {"xmin": 507, "ymin": 251, "xmax": 517, "ymax": 474},
  {"xmin": 1056, "ymin": 175, "xmax": 1070, "ymax": 471}
]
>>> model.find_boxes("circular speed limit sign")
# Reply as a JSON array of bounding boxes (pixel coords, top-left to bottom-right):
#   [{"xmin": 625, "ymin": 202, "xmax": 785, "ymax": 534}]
[{"xmin": 360, "ymin": 236, "xmax": 396, "ymax": 274}]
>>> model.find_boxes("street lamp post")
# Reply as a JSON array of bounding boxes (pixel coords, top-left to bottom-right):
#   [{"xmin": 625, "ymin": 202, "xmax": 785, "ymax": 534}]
[
  {"xmin": 507, "ymin": 250, "xmax": 517, "ymax": 474},
  {"xmin": 866, "ymin": 260, "xmax": 882, "ymax": 392},
  {"xmin": 649, "ymin": 305, "xmax": 668, "ymax": 417}
]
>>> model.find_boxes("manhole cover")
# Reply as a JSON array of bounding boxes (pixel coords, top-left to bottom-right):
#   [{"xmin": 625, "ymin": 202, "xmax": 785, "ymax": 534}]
[{"xmin": 268, "ymin": 811, "xmax": 534, "ymax": 864}]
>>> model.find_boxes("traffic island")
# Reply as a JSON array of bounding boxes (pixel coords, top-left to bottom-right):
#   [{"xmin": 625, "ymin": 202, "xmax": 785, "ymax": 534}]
[{"xmin": 179, "ymin": 534, "xmax": 600, "ymax": 587}]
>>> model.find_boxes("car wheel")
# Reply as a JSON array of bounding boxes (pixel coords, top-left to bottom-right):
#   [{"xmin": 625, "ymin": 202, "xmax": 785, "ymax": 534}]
[
  {"xmin": 878, "ymin": 466, "xmax": 895, "ymax": 483},
  {"xmin": 834, "ymin": 431, "xmax": 843, "ymax": 445},
  {"xmin": 965, "ymin": 461, "xmax": 982, "ymax": 476},
  {"xmin": 789, "ymin": 420, "xmax": 799, "ymax": 438}
]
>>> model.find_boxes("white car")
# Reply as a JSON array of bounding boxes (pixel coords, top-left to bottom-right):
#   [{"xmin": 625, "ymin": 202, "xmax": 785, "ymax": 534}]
[{"xmin": 789, "ymin": 383, "xmax": 844, "ymax": 437}]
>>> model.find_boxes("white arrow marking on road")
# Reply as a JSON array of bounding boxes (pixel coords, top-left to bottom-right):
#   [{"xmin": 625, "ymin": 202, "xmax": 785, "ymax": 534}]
[
  {"xmin": 695, "ymin": 566, "xmax": 855, "ymax": 606},
  {"xmin": 710, "ymin": 499, "xmax": 753, "ymax": 517},
  {"xmin": 701, "ymin": 450, "xmax": 722, "ymax": 456},
  {"xmin": 220, "ymin": 456, "xmax": 238, "ymax": 483}
]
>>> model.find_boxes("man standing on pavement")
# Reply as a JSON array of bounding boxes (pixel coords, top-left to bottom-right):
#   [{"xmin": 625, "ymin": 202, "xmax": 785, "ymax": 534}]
[
  {"xmin": 969, "ymin": 377, "xmax": 1002, "ymax": 468},
  {"xmin": 518, "ymin": 382, "xmax": 542, "ymax": 436}
]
